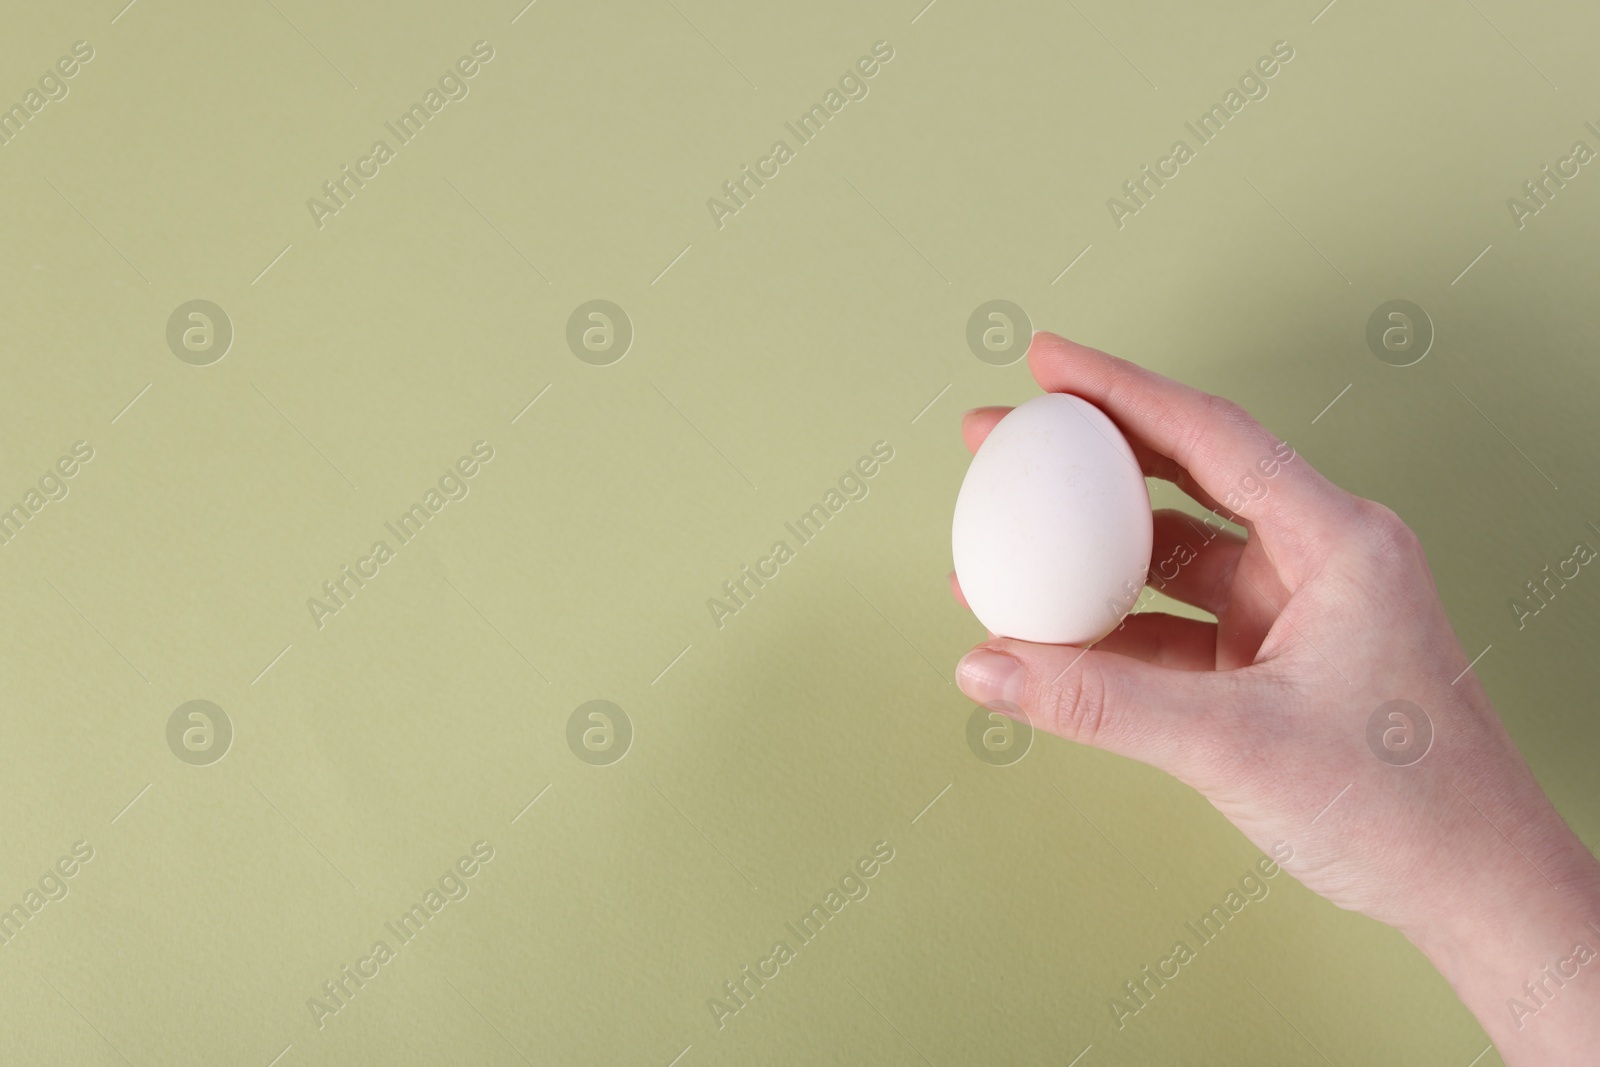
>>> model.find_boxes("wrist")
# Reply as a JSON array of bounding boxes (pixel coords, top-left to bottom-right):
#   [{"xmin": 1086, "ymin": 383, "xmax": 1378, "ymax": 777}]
[{"xmin": 1402, "ymin": 807, "xmax": 1600, "ymax": 1065}]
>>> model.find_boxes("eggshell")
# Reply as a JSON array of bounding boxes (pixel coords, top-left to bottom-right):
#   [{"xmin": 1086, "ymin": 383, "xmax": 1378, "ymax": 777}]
[{"xmin": 952, "ymin": 393, "xmax": 1153, "ymax": 644}]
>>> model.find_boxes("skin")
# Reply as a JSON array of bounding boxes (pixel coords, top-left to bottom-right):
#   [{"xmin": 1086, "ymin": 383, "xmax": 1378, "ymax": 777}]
[{"xmin": 953, "ymin": 331, "xmax": 1600, "ymax": 1064}]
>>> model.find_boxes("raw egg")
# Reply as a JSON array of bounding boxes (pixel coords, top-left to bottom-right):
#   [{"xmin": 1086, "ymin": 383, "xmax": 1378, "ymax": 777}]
[{"xmin": 952, "ymin": 393, "xmax": 1153, "ymax": 644}]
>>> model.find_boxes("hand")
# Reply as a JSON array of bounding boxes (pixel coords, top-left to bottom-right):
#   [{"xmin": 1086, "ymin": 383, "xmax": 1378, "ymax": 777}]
[{"xmin": 952, "ymin": 331, "xmax": 1600, "ymax": 1065}]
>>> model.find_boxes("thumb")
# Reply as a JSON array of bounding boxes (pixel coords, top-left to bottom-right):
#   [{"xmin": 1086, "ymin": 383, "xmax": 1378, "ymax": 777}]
[{"xmin": 955, "ymin": 639, "xmax": 1230, "ymax": 778}]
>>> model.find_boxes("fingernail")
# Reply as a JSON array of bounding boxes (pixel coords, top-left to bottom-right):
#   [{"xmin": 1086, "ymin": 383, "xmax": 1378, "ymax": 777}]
[{"xmin": 955, "ymin": 649, "xmax": 1023, "ymax": 706}]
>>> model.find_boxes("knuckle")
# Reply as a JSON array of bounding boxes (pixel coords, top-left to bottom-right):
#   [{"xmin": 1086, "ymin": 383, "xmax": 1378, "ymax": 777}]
[
  {"xmin": 1035, "ymin": 661, "xmax": 1109, "ymax": 745},
  {"xmin": 1202, "ymin": 392, "xmax": 1251, "ymax": 427},
  {"xmin": 1349, "ymin": 500, "xmax": 1421, "ymax": 567},
  {"xmin": 1172, "ymin": 394, "xmax": 1229, "ymax": 467},
  {"xmin": 1183, "ymin": 393, "xmax": 1270, "ymax": 488}
]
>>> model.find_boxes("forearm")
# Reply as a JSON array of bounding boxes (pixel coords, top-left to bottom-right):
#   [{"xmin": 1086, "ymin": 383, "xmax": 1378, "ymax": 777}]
[{"xmin": 1404, "ymin": 814, "xmax": 1600, "ymax": 1065}]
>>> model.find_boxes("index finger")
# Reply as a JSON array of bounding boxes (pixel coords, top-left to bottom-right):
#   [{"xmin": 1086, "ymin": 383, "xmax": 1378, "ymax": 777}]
[{"xmin": 1028, "ymin": 331, "xmax": 1356, "ymax": 568}]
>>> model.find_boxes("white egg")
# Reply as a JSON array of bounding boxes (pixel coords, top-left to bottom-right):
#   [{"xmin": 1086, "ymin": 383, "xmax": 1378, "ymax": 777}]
[{"xmin": 952, "ymin": 393, "xmax": 1153, "ymax": 645}]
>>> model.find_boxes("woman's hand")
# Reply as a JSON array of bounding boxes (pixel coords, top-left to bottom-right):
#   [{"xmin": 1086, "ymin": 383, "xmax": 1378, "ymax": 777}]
[{"xmin": 952, "ymin": 331, "xmax": 1600, "ymax": 1065}]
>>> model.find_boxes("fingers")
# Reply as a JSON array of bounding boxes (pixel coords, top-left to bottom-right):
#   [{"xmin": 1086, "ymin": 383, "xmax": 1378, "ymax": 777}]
[
  {"xmin": 1145, "ymin": 508, "xmax": 1245, "ymax": 615},
  {"xmin": 955, "ymin": 640, "xmax": 1230, "ymax": 778},
  {"xmin": 1027, "ymin": 331, "xmax": 1357, "ymax": 574},
  {"xmin": 1091, "ymin": 611, "xmax": 1218, "ymax": 671},
  {"xmin": 1127, "ymin": 439, "xmax": 1235, "ymax": 519},
  {"xmin": 948, "ymin": 570, "xmax": 969, "ymax": 610},
  {"xmin": 961, "ymin": 406, "xmax": 1011, "ymax": 454}
]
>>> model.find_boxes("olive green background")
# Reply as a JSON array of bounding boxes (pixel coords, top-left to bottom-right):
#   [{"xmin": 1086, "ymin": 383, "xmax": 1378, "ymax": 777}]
[{"xmin": 3, "ymin": 0, "xmax": 1598, "ymax": 1063}]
